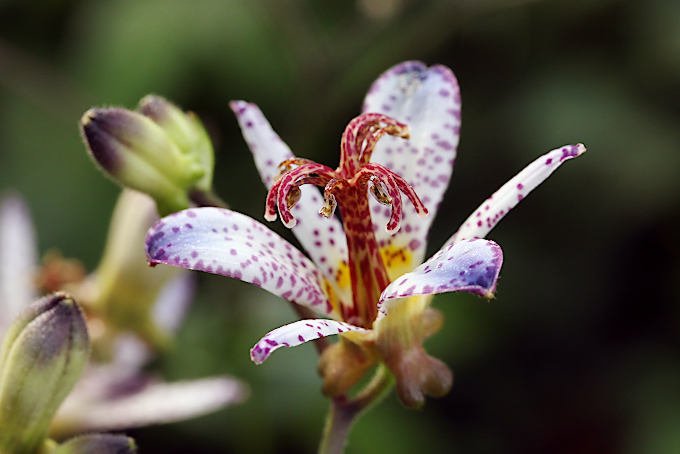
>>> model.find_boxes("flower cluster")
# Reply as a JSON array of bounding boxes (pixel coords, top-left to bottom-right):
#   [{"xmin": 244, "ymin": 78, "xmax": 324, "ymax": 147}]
[{"xmin": 0, "ymin": 157, "xmax": 245, "ymax": 450}]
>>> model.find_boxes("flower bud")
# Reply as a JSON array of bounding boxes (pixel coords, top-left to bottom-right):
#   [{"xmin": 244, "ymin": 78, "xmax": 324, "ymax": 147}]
[
  {"xmin": 0, "ymin": 293, "xmax": 89, "ymax": 454},
  {"xmin": 80, "ymin": 107, "xmax": 204, "ymax": 215},
  {"xmin": 138, "ymin": 95, "xmax": 214, "ymax": 193},
  {"xmin": 53, "ymin": 434, "xmax": 137, "ymax": 454}
]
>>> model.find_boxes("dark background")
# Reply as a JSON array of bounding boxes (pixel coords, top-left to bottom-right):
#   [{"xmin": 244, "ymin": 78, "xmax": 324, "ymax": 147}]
[{"xmin": 1, "ymin": 0, "xmax": 679, "ymax": 452}]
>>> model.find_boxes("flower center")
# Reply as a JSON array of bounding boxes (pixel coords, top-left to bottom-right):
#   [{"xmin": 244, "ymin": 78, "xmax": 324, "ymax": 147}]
[{"xmin": 265, "ymin": 113, "xmax": 428, "ymax": 328}]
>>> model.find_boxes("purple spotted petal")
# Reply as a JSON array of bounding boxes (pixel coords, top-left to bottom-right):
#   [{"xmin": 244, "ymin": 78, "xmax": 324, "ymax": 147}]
[
  {"xmin": 250, "ymin": 319, "xmax": 367, "ymax": 364},
  {"xmin": 363, "ymin": 61, "xmax": 461, "ymax": 268},
  {"xmin": 448, "ymin": 144, "xmax": 586, "ymax": 244},
  {"xmin": 145, "ymin": 207, "xmax": 333, "ymax": 315},
  {"xmin": 0, "ymin": 194, "xmax": 38, "ymax": 336},
  {"xmin": 230, "ymin": 101, "xmax": 351, "ymax": 304},
  {"xmin": 378, "ymin": 239, "xmax": 503, "ymax": 314},
  {"xmin": 54, "ymin": 374, "xmax": 247, "ymax": 433}
]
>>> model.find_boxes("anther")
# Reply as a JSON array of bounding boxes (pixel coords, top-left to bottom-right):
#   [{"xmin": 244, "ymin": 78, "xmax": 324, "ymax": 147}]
[
  {"xmin": 286, "ymin": 186, "xmax": 302, "ymax": 209},
  {"xmin": 320, "ymin": 193, "xmax": 337, "ymax": 218},
  {"xmin": 369, "ymin": 176, "xmax": 392, "ymax": 205}
]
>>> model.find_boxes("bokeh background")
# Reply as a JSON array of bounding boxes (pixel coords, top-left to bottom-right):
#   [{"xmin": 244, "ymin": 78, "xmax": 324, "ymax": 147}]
[{"xmin": 1, "ymin": 0, "xmax": 679, "ymax": 452}]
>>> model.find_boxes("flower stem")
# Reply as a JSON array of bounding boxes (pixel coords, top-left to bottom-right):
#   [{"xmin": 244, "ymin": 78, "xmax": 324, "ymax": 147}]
[
  {"xmin": 318, "ymin": 365, "xmax": 393, "ymax": 454},
  {"xmin": 319, "ymin": 399, "xmax": 355, "ymax": 454}
]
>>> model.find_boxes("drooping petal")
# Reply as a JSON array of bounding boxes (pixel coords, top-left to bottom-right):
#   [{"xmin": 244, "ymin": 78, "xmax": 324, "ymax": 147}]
[
  {"xmin": 362, "ymin": 61, "xmax": 461, "ymax": 271},
  {"xmin": 54, "ymin": 336, "xmax": 151, "ymax": 420},
  {"xmin": 152, "ymin": 271, "xmax": 194, "ymax": 334},
  {"xmin": 52, "ymin": 375, "xmax": 247, "ymax": 434},
  {"xmin": 0, "ymin": 194, "xmax": 38, "ymax": 336},
  {"xmin": 448, "ymin": 144, "xmax": 586, "ymax": 244},
  {"xmin": 230, "ymin": 101, "xmax": 351, "ymax": 305},
  {"xmin": 250, "ymin": 319, "xmax": 367, "ymax": 364},
  {"xmin": 377, "ymin": 239, "xmax": 503, "ymax": 314},
  {"xmin": 146, "ymin": 207, "xmax": 333, "ymax": 315}
]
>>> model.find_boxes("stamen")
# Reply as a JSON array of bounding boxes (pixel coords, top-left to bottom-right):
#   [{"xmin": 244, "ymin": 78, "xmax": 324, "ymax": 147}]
[
  {"xmin": 382, "ymin": 174, "xmax": 403, "ymax": 234},
  {"xmin": 260, "ymin": 112, "xmax": 429, "ymax": 328},
  {"xmin": 340, "ymin": 113, "xmax": 410, "ymax": 174},
  {"xmin": 264, "ymin": 162, "xmax": 335, "ymax": 225},
  {"xmin": 363, "ymin": 163, "xmax": 428, "ymax": 218},
  {"xmin": 276, "ymin": 157, "xmax": 317, "ymax": 177},
  {"xmin": 360, "ymin": 170, "xmax": 402, "ymax": 234}
]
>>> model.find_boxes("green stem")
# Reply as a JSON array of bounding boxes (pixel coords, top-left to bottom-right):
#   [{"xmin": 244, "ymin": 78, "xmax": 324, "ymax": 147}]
[
  {"xmin": 318, "ymin": 365, "xmax": 393, "ymax": 454},
  {"xmin": 319, "ymin": 399, "xmax": 355, "ymax": 454}
]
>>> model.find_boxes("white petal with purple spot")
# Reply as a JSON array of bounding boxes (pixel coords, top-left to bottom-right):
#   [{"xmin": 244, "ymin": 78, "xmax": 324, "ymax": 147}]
[
  {"xmin": 378, "ymin": 239, "xmax": 503, "ymax": 314},
  {"xmin": 0, "ymin": 194, "xmax": 38, "ymax": 336},
  {"xmin": 145, "ymin": 207, "xmax": 333, "ymax": 315},
  {"xmin": 448, "ymin": 144, "xmax": 586, "ymax": 244},
  {"xmin": 230, "ymin": 101, "xmax": 351, "ymax": 304},
  {"xmin": 363, "ymin": 61, "xmax": 461, "ymax": 267},
  {"xmin": 250, "ymin": 319, "xmax": 367, "ymax": 364}
]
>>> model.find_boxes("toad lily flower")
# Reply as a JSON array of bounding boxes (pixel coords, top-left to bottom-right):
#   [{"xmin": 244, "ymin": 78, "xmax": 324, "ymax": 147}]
[
  {"xmin": 0, "ymin": 192, "xmax": 247, "ymax": 438},
  {"xmin": 145, "ymin": 61, "xmax": 585, "ymax": 407}
]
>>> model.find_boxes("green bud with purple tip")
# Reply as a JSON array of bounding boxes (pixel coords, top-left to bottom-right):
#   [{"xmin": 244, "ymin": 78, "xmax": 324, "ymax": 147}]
[
  {"xmin": 138, "ymin": 95, "xmax": 214, "ymax": 194},
  {"xmin": 53, "ymin": 434, "xmax": 137, "ymax": 454},
  {"xmin": 0, "ymin": 293, "xmax": 90, "ymax": 454},
  {"xmin": 80, "ymin": 104, "xmax": 205, "ymax": 215}
]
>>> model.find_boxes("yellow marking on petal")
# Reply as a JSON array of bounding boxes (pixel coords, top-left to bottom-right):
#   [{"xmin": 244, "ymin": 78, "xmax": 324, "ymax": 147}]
[
  {"xmin": 335, "ymin": 260, "xmax": 351, "ymax": 291},
  {"xmin": 322, "ymin": 260, "xmax": 353, "ymax": 316},
  {"xmin": 375, "ymin": 294, "xmax": 431, "ymax": 329},
  {"xmin": 340, "ymin": 328, "xmax": 374, "ymax": 344},
  {"xmin": 380, "ymin": 244, "xmax": 414, "ymax": 281},
  {"xmin": 323, "ymin": 278, "xmax": 342, "ymax": 315}
]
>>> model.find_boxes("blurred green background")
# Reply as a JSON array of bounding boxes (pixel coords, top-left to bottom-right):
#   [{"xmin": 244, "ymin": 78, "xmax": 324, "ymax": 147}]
[{"xmin": 1, "ymin": 0, "xmax": 679, "ymax": 452}]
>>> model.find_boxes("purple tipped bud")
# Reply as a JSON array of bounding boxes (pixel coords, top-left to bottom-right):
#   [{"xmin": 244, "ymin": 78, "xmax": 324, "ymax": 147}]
[
  {"xmin": 80, "ymin": 107, "xmax": 204, "ymax": 215},
  {"xmin": 0, "ymin": 293, "xmax": 89, "ymax": 453},
  {"xmin": 138, "ymin": 95, "xmax": 215, "ymax": 193}
]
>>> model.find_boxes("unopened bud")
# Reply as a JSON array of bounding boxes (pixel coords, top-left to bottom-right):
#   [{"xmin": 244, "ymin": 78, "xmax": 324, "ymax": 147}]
[
  {"xmin": 138, "ymin": 95, "xmax": 214, "ymax": 193},
  {"xmin": 80, "ymin": 107, "xmax": 204, "ymax": 215},
  {"xmin": 53, "ymin": 434, "xmax": 137, "ymax": 454},
  {"xmin": 0, "ymin": 293, "xmax": 89, "ymax": 453}
]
